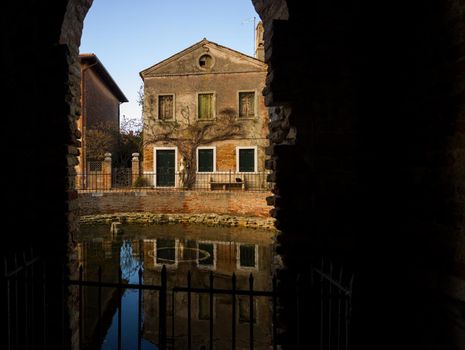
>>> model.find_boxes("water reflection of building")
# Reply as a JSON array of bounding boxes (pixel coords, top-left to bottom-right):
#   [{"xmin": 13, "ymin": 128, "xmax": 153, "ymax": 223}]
[
  {"xmin": 75, "ymin": 223, "xmax": 274, "ymax": 349},
  {"xmin": 76, "ymin": 237, "xmax": 122, "ymax": 348},
  {"xmin": 140, "ymin": 232, "xmax": 273, "ymax": 350}
]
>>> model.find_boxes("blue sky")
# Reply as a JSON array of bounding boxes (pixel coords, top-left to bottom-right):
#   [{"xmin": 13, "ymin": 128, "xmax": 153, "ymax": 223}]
[{"xmin": 80, "ymin": 0, "xmax": 260, "ymax": 122}]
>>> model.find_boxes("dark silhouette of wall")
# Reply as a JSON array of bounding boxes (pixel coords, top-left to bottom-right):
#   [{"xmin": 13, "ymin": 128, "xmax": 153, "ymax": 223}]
[
  {"xmin": 1, "ymin": 0, "xmax": 464, "ymax": 349},
  {"xmin": 254, "ymin": 0, "xmax": 465, "ymax": 349}
]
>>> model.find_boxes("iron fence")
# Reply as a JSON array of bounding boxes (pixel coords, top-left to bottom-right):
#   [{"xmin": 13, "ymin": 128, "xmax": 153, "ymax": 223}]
[
  {"xmin": 3, "ymin": 253, "xmax": 353, "ymax": 350},
  {"xmin": 75, "ymin": 171, "xmax": 272, "ymax": 192}
]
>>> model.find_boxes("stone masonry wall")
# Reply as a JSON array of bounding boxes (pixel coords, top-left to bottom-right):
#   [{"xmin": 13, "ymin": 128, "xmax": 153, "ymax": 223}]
[{"xmin": 78, "ymin": 191, "xmax": 271, "ymax": 218}]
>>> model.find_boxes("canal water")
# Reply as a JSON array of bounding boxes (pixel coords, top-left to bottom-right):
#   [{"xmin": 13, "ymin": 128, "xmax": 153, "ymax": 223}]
[{"xmin": 75, "ymin": 223, "xmax": 275, "ymax": 350}]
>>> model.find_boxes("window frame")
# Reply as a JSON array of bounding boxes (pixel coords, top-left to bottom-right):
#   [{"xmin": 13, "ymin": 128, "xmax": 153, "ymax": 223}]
[
  {"xmin": 197, "ymin": 293, "xmax": 216, "ymax": 321},
  {"xmin": 197, "ymin": 53, "xmax": 215, "ymax": 70},
  {"xmin": 156, "ymin": 93, "xmax": 176, "ymax": 121},
  {"xmin": 236, "ymin": 243, "xmax": 259, "ymax": 271},
  {"xmin": 196, "ymin": 91, "xmax": 216, "ymax": 120},
  {"xmin": 196, "ymin": 240, "xmax": 217, "ymax": 270},
  {"xmin": 153, "ymin": 146, "xmax": 178, "ymax": 188},
  {"xmin": 196, "ymin": 146, "xmax": 216, "ymax": 173},
  {"xmin": 237, "ymin": 90, "xmax": 257, "ymax": 119},
  {"xmin": 236, "ymin": 146, "xmax": 258, "ymax": 173},
  {"xmin": 153, "ymin": 238, "xmax": 179, "ymax": 269}
]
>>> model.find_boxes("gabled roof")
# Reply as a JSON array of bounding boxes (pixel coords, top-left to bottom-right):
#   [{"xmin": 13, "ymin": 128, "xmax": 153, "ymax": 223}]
[
  {"xmin": 79, "ymin": 54, "xmax": 128, "ymax": 103},
  {"xmin": 139, "ymin": 38, "xmax": 266, "ymax": 79}
]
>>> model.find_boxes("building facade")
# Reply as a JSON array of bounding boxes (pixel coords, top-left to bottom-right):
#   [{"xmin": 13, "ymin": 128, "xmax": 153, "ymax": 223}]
[
  {"xmin": 78, "ymin": 53, "xmax": 128, "ymax": 175},
  {"xmin": 139, "ymin": 35, "xmax": 268, "ymax": 190}
]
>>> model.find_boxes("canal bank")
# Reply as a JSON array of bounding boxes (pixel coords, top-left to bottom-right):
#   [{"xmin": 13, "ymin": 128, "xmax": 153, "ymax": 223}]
[{"xmin": 80, "ymin": 212, "xmax": 276, "ymax": 231}]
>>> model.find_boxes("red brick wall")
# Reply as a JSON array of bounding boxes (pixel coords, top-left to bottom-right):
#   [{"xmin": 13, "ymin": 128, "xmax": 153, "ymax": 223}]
[
  {"xmin": 83, "ymin": 69, "xmax": 120, "ymax": 129},
  {"xmin": 79, "ymin": 191, "xmax": 271, "ymax": 217}
]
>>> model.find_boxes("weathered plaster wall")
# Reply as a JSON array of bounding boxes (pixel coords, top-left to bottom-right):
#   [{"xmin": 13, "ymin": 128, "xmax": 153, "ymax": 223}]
[{"xmin": 141, "ymin": 42, "xmax": 268, "ymax": 173}]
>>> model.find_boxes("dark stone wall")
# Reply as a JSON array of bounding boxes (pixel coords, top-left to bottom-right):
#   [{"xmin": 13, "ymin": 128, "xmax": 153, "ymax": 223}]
[
  {"xmin": 1, "ymin": 0, "xmax": 464, "ymax": 348},
  {"xmin": 255, "ymin": 0, "xmax": 465, "ymax": 349},
  {"xmin": 1, "ymin": 0, "xmax": 92, "ymax": 348}
]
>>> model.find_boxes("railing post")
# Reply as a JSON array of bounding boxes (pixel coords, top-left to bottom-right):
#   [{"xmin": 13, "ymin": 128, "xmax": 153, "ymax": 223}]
[
  {"xmin": 4, "ymin": 256, "xmax": 12, "ymax": 350},
  {"xmin": 159, "ymin": 265, "xmax": 167, "ymax": 350},
  {"xmin": 296, "ymin": 273, "xmax": 301, "ymax": 350},
  {"xmin": 209, "ymin": 271, "xmax": 214, "ymax": 350},
  {"xmin": 98, "ymin": 266, "xmax": 102, "ymax": 345},
  {"xmin": 187, "ymin": 270, "xmax": 192, "ymax": 350},
  {"xmin": 103, "ymin": 152, "xmax": 112, "ymax": 190},
  {"xmin": 229, "ymin": 170, "xmax": 232, "ymax": 192},
  {"xmin": 117, "ymin": 267, "xmax": 122, "ymax": 350},
  {"xmin": 249, "ymin": 273, "xmax": 254, "ymax": 350},
  {"xmin": 232, "ymin": 273, "xmax": 236, "ymax": 350},
  {"xmin": 272, "ymin": 275, "xmax": 277, "ymax": 350},
  {"xmin": 78, "ymin": 265, "xmax": 83, "ymax": 350},
  {"xmin": 132, "ymin": 153, "xmax": 140, "ymax": 187},
  {"xmin": 138, "ymin": 266, "xmax": 142, "ymax": 350}
]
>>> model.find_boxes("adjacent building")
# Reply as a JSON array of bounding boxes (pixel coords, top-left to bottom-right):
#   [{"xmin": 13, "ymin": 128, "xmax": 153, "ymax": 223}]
[{"xmin": 77, "ymin": 53, "xmax": 128, "ymax": 176}]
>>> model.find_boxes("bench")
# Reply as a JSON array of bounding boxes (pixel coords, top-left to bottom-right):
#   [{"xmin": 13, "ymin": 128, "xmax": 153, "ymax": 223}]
[{"xmin": 210, "ymin": 174, "xmax": 245, "ymax": 191}]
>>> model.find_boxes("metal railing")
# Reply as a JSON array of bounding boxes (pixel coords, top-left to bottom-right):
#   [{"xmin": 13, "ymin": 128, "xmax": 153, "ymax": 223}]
[
  {"xmin": 75, "ymin": 171, "xmax": 272, "ymax": 192},
  {"xmin": 3, "ymin": 253, "xmax": 353, "ymax": 350}
]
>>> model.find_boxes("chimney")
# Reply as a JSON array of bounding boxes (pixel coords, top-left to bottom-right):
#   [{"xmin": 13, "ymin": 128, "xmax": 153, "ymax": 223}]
[{"xmin": 255, "ymin": 21, "xmax": 264, "ymax": 61}]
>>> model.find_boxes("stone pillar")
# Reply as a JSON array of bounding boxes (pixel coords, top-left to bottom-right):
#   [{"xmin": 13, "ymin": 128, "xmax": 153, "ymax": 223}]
[
  {"xmin": 102, "ymin": 152, "xmax": 112, "ymax": 190},
  {"xmin": 131, "ymin": 152, "xmax": 140, "ymax": 186}
]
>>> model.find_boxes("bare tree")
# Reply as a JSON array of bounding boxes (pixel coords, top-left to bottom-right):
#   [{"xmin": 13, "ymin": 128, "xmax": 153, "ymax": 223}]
[
  {"xmin": 85, "ymin": 115, "xmax": 143, "ymax": 167},
  {"xmin": 144, "ymin": 106, "xmax": 244, "ymax": 189}
]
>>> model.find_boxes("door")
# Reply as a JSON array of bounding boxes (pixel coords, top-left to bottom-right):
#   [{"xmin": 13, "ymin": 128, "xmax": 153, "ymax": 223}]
[{"xmin": 156, "ymin": 149, "xmax": 176, "ymax": 187}]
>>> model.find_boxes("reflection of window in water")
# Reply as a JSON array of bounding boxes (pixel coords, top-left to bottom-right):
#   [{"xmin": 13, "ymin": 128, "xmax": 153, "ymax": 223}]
[
  {"xmin": 183, "ymin": 240, "xmax": 197, "ymax": 261},
  {"xmin": 238, "ymin": 244, "xmax": 258, "ymax": 269},
  {"xmin": 197, "ymin": 242, "xmax": 215, "ymax": 269},
  {"xmin": 198, "ymin": 293, "xmax": 213, "ymax": 320},
  {"xmin": 156, "ymin": 239, "xmax": 177, "ymax": 265},
  {"xmin": 238, "ymin": 296, "xmax": 257, "ymax": 324}
]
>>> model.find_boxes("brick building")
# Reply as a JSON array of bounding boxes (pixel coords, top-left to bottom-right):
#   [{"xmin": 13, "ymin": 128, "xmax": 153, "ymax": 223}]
[
  {"xmin": 139, "ymin": 33, "xmax": 268, "ymax": 190},
  {"xmin": 78, "ymin": 53, "xmax": 128, "ymax": 175}
]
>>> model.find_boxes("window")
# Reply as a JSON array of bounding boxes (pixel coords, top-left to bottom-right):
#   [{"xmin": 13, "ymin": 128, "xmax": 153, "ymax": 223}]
[
  {"xmin": 198, "ymin": 294, "xmax": 213, "ymax": 320},
  {"xmin": 198, "ymin": 54, "xmax": 213, "ymax": 69},
  {"xmin": 238, "ymin": 91, "xmax": 255, "ymax": 118},
  {"xmin": 237, "ymin": 147, "xmax": 256, "ymax": 173},
  {"xmin": 158, "ymin": 95, "xmax": 174, "ymax": 120},
  {"xmin": 238, "ymin": 244, "xmax": 257, "ymax": 269},
  {"xmin": 197, "ymin": 148, "xmax": 215, "ymax": 172},
  {"xmin": 197, "ymin": 242, "xmax": 215, "ymax": 268},
  {"xmin": 238, "ymin": 296, "xmax": 257, "ymax": 324},
  {"xmin": 155, "ymin": 239, "xmax": 176, "ymax": 265},
  {"xmin": 198, "ymin": 93, "xmax": 214, "ymax": 120}
]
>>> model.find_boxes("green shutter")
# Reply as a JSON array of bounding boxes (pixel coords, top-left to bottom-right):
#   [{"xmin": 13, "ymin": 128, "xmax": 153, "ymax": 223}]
[
  {"xmin": 198, "ymin": 243, "xmax": 214, "ymax": 266},
  {"xmin": 156, "ymin": 239, "xmax": 176, "ymax": 264},
  {"xmin": 156, "ymin": 150, "xmax": 175, "ymax": 186},
  {"xmin": 198, "ymin": 93, "xmax": 213, "ymax": 119},
  {"xmin": 198, "ymin": 149, "xmax": 214, "ymax": 172},
  {"xmin": 239, "ymin": 148, "xmax": 255, "ymax": 172},
  {"xmin": 239, "ymin": 245, "xmax": 256, "ymax": 267}
]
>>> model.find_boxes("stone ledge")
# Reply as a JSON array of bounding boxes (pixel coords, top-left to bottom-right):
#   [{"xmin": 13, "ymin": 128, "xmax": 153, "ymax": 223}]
[{"xmin": 80, "ymin": 212, "xmax": 277, "ymax": 231}]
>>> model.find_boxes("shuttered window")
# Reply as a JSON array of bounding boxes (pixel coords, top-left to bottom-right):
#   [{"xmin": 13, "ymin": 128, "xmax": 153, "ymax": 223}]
[
  {"xmin": 156, "ymin": 239, "xmax": 176, "ymax": 265},
  {"xmin": 198, "ymin": 148, "xmax": 214, "ymax": 172},
  {"xmin": 239, "ymin": 91, "xmax": 255, "ymax": 118},
  {"xmin": 238, "ymin": 148, "xmax": 255, "ymax": 172},
  {"xmin": 198, "ymin": 242, "xmax": 214, "ymax": 267},
  {"xmin": 198, "ymin": 93, "xmax": 214, "ymax": 119},
  {"xmin": 158, "ymin": 95, "xmax": 174, "ymax": 120},
  {"xmin": 239, "ymin": 244, "xmax": 256, "ymax": 268}
]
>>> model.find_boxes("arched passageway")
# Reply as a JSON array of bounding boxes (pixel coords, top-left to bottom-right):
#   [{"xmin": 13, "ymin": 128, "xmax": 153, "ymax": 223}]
[{"xmin": 2, "ymin": 0, "xmax": 465, "ymax": 349}]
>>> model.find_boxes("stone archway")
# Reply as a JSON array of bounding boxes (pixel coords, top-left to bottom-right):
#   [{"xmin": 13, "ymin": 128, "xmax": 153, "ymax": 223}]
[{"xmin": 3, "ymin": 0, "xmax": 465, "ymax": 349}]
